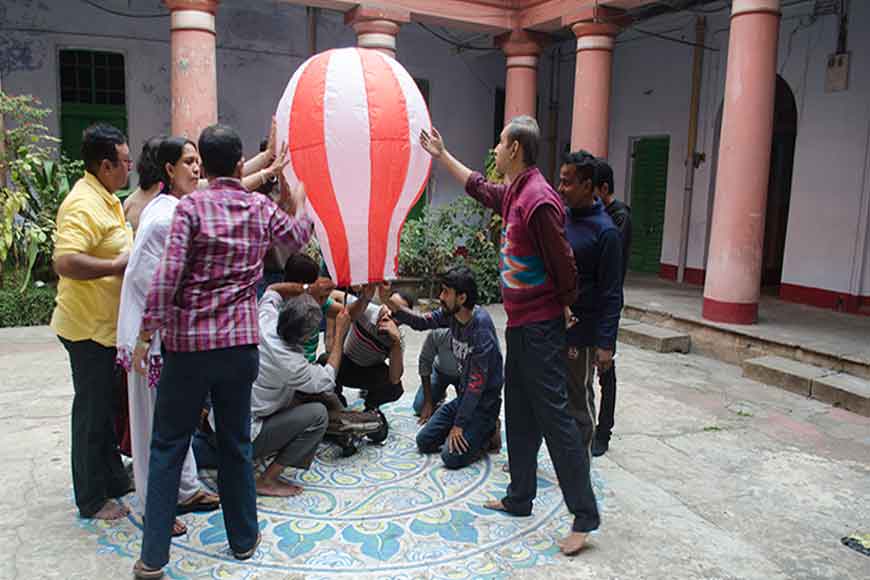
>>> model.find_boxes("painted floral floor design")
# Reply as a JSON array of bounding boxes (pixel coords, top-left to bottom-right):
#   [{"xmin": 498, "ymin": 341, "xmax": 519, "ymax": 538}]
[{"xmin": 81, "ymin": 402, "xmax": 605, "ymax": 579}]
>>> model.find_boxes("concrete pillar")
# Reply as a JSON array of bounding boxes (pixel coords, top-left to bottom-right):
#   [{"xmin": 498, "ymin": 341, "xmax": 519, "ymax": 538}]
[
  {"xmin": 702, "ymin": 0, "xmax": 781, "ymax": 324},
  {"xmin": 165, "ymin": 0, "xmax": 218, "ymax": 140},
  {"xmin": 496, "ymin": 30, "xmax": 547, "ymax": 124},
  {"xmin": 345, "ymin": 5, "xmax": 410, "ymax": 60},
  {"xmin": 569, "ymin": 22, "xmax": 618, "ymax": 157}
]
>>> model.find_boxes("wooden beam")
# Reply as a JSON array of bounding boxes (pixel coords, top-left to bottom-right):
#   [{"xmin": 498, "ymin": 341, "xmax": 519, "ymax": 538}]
[{"xmin": 279, "ymin": 0, "xmax": 513, "ymax": 33}]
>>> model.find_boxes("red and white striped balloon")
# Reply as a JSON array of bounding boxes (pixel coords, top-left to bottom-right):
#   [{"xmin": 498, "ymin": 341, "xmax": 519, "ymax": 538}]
[{"xmin": 276, "ymin": 47, "xmax": 432, "ymax": 286}]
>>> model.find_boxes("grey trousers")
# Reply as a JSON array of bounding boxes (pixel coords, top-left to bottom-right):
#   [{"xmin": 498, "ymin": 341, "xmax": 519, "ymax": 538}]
[
  {"xmin": 565, "ymin": 346, "xmax": 597, "ymax": 445},
  {"xmin": 252, "ymin": 402, "xmax": 328, "ymax": 468}
]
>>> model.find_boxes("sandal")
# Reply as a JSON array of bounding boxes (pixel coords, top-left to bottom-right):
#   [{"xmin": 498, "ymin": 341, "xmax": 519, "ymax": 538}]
[
  {"xmin": 176, "ymin": 489, "xmax": 220, "ymax": 515},
  {"xmin": 142, "ymin": 517, "xmax": 187, "ymax": 538},
  {"xmin": 132, "ymin": 559, "xmax": 164, "ymax": 579},
  {"xmin": 233, "ymin": 532, "xmax": 261, "ymax": 561}
]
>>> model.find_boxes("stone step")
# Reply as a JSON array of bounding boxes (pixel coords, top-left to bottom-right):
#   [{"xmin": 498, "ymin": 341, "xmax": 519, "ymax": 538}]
[
  {"xmin": 810, "ymin": 372, "xmax": 870, "ymax": 417},
  {"xmin": 618, "ymin": 320, "xmax": 690, "ymax": 353},
  {"xmin": 742, "ymin": 355, "xmax": 870, "ymax": 417},
  {"xmin": 742, "ymin": 355, "xmax": 832, "ymax": 397}
]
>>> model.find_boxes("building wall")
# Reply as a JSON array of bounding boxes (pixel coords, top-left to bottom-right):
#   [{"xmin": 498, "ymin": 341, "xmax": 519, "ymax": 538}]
[
  {"xmin": 0, "ymin": 0, "xmax": 506, "ymax": 207},
  {"xmin": 778, "ymin": 1, "xmax": 870, "ymax": 305},
  {"xmin": 572, "ymin": 3, "xmax": 870, "ymax": 310}
]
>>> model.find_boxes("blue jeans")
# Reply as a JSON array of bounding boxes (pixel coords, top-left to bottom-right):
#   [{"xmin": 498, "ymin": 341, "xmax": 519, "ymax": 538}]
[
  {"xmin": 141, "ymin": 346, "xmax": 260, "ymax": 568},
  {"xmin": 413, "ymin": 368, "xmax": 460, "ymax": 415},
  {"xmin": 416, "ymin": 398, "xmax": 496, "ymax": 469}
]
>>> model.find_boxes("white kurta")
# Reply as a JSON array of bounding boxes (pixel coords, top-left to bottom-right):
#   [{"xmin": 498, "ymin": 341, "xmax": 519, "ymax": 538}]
[{"xmin": 116, "ymin": 194, "xmax": 200, "ymax": 512}]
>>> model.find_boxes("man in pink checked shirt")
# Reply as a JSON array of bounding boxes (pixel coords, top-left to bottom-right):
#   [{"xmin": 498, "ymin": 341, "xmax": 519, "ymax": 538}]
[{"xmin": 130, "ymin": 124, "xmax": 312, "ymax": 580}]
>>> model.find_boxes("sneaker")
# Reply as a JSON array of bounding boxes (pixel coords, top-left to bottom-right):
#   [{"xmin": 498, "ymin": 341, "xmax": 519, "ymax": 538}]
[{"xmin": 591, "ymin": 438, "xmax": 609, "ymax": 457}]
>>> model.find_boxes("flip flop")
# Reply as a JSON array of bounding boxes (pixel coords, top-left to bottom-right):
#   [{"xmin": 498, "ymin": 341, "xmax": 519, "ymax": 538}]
[
  {"xmin": 176, "ymin": 489, "xmax": 220, "ymax": 514},
  {"xmin": 142, "ymin": 517, "xmax": 187, "ymax": 538}
]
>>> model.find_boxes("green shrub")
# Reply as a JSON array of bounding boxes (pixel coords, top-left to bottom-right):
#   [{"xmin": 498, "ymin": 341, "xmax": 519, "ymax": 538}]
[
  {"xmin": 398, "ymin": 195, "xmax": 502, "ymax": 305},
  {"xmin": 0, "ymin": 269, "xmax": 56, "ymax": 327}
]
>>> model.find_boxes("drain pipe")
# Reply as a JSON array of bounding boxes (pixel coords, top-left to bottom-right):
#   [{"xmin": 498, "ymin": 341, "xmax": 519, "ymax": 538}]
[
  {"xmin": 547, "ymin": 44, "xmax": 561, "ymax": 181},
  {"xmin": 307, "ymin": 6, "xmax": 319, "ymax": 56},
  {"xmin": 676, "ymin": 16, "xmax": 706, "ymax": 283}
]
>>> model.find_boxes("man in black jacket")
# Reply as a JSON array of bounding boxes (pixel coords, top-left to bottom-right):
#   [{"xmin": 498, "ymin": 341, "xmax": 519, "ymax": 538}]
[{"xmin": 592, "ymin": 160, "xmax": 631, "ymax": 457}]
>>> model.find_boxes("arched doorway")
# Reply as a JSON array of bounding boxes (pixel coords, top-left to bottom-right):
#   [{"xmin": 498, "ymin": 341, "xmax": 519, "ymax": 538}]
[
  {"xmin": 706, "ymin": 75, "xmax": 798, "ymax": 290},
  {"xmin": 762, "ymin": 76, "xmax": 798, "ymax": 287}
]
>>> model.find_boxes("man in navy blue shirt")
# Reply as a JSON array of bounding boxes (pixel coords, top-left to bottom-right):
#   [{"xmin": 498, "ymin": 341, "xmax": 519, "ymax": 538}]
[
  {"xmin": 385, "ymin": 266, "xmax": 503, "ymax": 469},
  {"xmin": 557, "ymin": 151, "xmax": 624, "ymax": 459},
  {"xmin": 593, "ymin": 160, "xmax": 631, "ymax": 456}
]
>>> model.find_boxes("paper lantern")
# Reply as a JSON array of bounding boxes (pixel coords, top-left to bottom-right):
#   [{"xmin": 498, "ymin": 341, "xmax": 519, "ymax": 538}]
[{"xmin": 276, "ymin": 47, "xmax": 432, "ymax": 286}]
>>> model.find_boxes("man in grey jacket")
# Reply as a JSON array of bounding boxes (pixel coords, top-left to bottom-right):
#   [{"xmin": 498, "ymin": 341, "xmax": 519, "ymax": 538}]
[{"xmin": 414, "ymin": 328, "xmax": 461, "ymax": 423}]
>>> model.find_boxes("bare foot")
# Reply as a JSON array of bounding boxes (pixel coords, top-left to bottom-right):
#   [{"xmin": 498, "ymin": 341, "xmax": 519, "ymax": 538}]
[
  {"xmin": 483, "ymin": 499, "xmax": 507, "ymax": 512},
  {"xmin": 91, "ymin": 500, "xmax": 129, "ymax": 520},
  {"xmin": 558, "ymin": 531, "xmax": 589, "ymax": 556},
  {"xmin": 172, "ymin": 519, "xmax": 187, "ymax": 537},
  {"xmin": 256, "ymin": 477, "xmax": 303, "ymax": 497}
]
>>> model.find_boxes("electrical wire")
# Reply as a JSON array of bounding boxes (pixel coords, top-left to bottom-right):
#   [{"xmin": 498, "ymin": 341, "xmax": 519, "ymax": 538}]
[
  {"xmin": 628, "ymin": 26, "xmax": 720, "ymax": 51},
  {"xmin": 79, "ymin": 0, "xmax": 169, "ymax": 18},
  {"xmin": 417, "ymin": 23, "xmax": 495, "ymax": 52}
]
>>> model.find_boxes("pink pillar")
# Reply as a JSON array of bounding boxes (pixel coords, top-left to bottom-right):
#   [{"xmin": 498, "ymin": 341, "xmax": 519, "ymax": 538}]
[
  {"xmin": 496, "ymin": 31, "xmax": 547, "ymax": 124},
  {"xmin": 165, "ymin": 0, "xmax": 218, "ymax": 140},
  {"xmin": 702, "ymin": 0, "xmax": 781, "ymax": 324},
  {"xmin": 569, "ymin": 23, "xmax": 618, "ymax": 157},
  {"xmin": 345, "ymin": 6, "xmax": 410, "ymax": 60}
]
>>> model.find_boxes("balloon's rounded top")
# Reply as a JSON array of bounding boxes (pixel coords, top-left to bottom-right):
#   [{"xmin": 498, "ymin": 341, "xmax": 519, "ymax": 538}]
[{"xmin": 275, "ymin": 46, "xmax": 432, "ymax": 287}]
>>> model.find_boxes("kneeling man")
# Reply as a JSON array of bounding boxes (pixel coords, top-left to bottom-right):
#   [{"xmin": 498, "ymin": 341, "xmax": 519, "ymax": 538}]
[{"xmin": 385, "ymin": 266, "xmax": 503, "ymax": 469}]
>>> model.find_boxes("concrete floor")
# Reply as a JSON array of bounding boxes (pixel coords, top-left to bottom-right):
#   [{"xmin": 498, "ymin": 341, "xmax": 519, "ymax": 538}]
[{"xmin": 1, "ymin": 310, "xmax": 868, "ymax": 579}]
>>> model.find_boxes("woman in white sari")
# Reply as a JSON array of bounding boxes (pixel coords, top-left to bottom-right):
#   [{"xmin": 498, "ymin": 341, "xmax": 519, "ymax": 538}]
[{"xmin": 117, "ymin": 137, "xmax": 219, "ymax": 536}]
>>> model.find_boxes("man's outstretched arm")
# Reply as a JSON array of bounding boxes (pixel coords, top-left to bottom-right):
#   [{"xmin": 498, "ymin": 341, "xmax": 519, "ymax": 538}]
[{"xmin": 420, "ymin": 127, "xmax": 506, "ymax": 213}]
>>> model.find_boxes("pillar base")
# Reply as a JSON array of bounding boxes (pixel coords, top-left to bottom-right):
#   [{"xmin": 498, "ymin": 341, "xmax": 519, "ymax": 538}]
[{"xmin": 702, "ymin": 297, "xmax": 758, "ymax": 325}]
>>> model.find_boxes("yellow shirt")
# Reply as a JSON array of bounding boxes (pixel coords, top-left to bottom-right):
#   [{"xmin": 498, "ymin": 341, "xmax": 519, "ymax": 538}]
[{"xmin": 50, "ymin": 172, "xmax": 132, "ymax": 347}]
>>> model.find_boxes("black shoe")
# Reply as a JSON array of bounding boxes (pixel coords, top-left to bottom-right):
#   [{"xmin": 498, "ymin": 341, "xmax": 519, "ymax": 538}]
[
  {"xmin": 591, "ymin": 438, "xmax": 609, "ymax": 457},
  {"xmin": 366, "ymin": 409, "xmax": 389, "ymax": 444}
]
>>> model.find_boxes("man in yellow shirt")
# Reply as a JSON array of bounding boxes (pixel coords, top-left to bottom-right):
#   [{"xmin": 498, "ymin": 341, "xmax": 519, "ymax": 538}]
[{"xmin": 52, "ymin": 124, "xmax": 133, "ymax": 520}]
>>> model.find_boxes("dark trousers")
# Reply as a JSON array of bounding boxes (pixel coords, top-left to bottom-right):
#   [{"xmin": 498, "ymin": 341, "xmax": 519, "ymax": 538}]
[
  {"xmin": 416, "ymin": 398, "xmax": 496, "ymax": 469},
  {"xmin": 502, "ymin": 318, "xmax": 600, "ymax": 533},
  {"xmin": 141, "ymin": 346, "xmax": 259, "ymax": 569},
  {"xmin": 335, "ymin": 354, "xmax": 403, "ymax": 410},
  {"xmin": 596, "ymin": 362, "xmax": 617, "ymax": 441},
  {"xmin": 58, "ymin": 337, "xmax": 131, "ymax": 517},
  {"xmin": 413, "ymin": 368, "xmax": 460, "ymax": 415}
]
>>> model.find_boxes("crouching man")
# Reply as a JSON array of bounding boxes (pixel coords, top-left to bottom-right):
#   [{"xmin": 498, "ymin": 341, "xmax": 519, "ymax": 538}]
[
  {"xmin": 384, "ymin": 266, "xmax": 503, "ymax": 469},
  {"xmin": 197, "ymin": 280, "xmax": 352, "ymax": 496}
]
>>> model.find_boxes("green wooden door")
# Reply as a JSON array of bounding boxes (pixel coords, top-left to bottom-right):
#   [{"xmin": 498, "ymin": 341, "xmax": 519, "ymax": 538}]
[
  {"xmin": 628, "ymin": 136, "xmax": 669, "ymax": 273},
  {"xmin": 60, "ymin": 103, "xmax": 128, "ymax": 161},
  {"xmin": 58, "ymin": 49, "xmax": 129, "ymax": 195}
]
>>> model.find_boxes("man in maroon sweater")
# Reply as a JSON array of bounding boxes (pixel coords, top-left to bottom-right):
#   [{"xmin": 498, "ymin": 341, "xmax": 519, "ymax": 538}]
[{"xmin": 420, "ymin": 116, "xmax": 599, "ymax": 555}]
